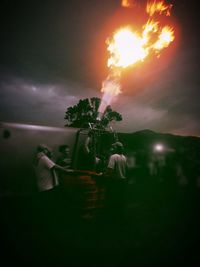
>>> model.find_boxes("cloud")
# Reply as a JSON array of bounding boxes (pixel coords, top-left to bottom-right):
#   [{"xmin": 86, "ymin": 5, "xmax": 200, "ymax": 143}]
[
  {"xmin": 0, "ymin": 61, "xmax": 199, "ymax": 137},
  {"xmin": 113, "ymin": 93, "xmax": 199, "ymax": 136},
  {"xmin": 111, "ymin": 61, "xmax": 200, "ymax": 136},
  {"xmin": 0, "ymin": 76, "xmax": 97, "ymax": 126},
  {"xmin": 113, "ymin": 98, "xmax": 168, "ymax": 132}
]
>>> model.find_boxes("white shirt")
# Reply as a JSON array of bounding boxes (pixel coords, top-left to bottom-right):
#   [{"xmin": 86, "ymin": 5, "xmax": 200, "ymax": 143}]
[
  {"xmin": 108, "ymin": 153, "xmax": 127, "ymax": 179},
  {"xmin": 35, "ymin": 153, "xmax": 59, "ymax": 192}
]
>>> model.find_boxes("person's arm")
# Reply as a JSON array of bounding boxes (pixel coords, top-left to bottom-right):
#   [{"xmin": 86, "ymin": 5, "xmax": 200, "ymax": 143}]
[
  {"xmin": 54, "ymin": 164, "xmax": 74, "ymax": 173},
  {"xmin": 105, "ymin": 167, "xmax": 114, "ymax": 177},
  {"xmin": 84, "ymin": 136, "xmax": 91, "ymax": 154},
  {"xmin": 104, "ymin": 155, "xmax": 115, "ymax": 178}
]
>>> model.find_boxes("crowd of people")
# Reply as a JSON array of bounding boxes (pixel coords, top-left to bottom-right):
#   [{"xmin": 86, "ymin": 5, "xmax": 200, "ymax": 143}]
[
  {"xmin": 33, "ymin": 137, "xmax": 128, "ymax": 220},
  {"xmin": 126, "ymin": 148, "xmax": 200, "ymax": 190},
  {"xmin": 1, "ymin": 131, "xmax": 199, "ymax": 266},
  {"xmin": 33, "ymin": 130, "xmax": 200, "ymax": 222}
]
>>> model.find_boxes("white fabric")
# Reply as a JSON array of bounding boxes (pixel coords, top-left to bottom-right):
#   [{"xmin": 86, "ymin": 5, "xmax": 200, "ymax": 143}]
[
  {"xmin": 108, "ymin": 153, "xmax": 127, "ymax": 179},
  {"xmin": 35, "ymin": 154, "xmax": 58, "ymax": 192}
]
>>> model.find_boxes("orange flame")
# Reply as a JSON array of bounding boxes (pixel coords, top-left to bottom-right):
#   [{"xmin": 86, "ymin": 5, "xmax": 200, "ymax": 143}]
[
  {"xmin": 99, "ymin": 0, "xmax": 175, "ymax": 116},
  {"xmin": 121, "ymin": 0, "xmax": 134, "ymax": 8},
  {"xmin": 107, "ymin": 27, "xmax": 148, "ymax": 69},
  {"xmin": 153, "ymin": 26, "xmax": 175, "ymax": 50},
  {"xmin": 107, "ymin": 20, "xmax": 174, "ymax": 70},
  {"xmin": 146, "ymin": 0, "xmax": 172, "ymax": 17}
]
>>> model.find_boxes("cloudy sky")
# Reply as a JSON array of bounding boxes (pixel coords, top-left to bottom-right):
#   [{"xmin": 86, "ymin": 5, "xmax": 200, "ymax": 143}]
[{"xmin": 0, "ymin": 0, "xmax": 199, "ymax": 136}]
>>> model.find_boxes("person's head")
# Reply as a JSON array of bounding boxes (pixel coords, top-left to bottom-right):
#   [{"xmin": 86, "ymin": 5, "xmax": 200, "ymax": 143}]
[
  {"xmin": 59, "ymin": 145, "xmax": 70, "ymax": 156},
  {"xmin": 37, "ymin": 144, "xmax": 52, "ymax": 158},
  {"xmin": 111, "ymin": 142, "xmax": 124, "ymax": 154}
]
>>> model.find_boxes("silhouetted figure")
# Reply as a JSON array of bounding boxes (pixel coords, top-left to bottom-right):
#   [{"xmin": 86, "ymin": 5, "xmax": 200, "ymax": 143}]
[
  {"xmin": 148, "ymin": 154, "xmax": 158, "ymax": 177},
  {"xmin": 105, "ymin": 141, "xmax": 127, "ymax": 221},
  {"xmin": 34, "ymin": 144, "xmax": 59, "ymax": 192},
  {"xmin": 176, "ymin": 161, "xmax": 188, "ymax": 187},
  {"xmin": 83, "ymin": 130, "xmax": 96, "ymax": 171},
  {"xmin": 57, "ymin": 145, "xmax": 71, "ymax": 169},
  {"xmin": 107, "ymin": 142, "xmax": 127, "ymax": 180},
  {"xmin": 34, "ymin": 144, "xmax": 69, "ymax": 224},
  {"xmin": 126, "ymin": 151, "xmax": 137, "ymax": 183}
]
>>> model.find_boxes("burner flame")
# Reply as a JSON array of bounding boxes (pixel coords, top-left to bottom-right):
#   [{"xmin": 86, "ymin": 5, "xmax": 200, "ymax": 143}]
[{"xmin": 98, "ymin": 0, "xmax": 175, "ymax": 118}]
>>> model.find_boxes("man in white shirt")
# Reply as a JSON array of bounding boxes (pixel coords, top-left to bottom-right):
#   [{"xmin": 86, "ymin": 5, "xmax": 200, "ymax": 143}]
[
  {"xmin": 106, "ymin": 142, "xmax": 127, "ymax": 220},
  {"xmin": 107, "ymin": 142, "xmax": 127, "ymax": 179},
  {"xmin": 34, "ymin": 144, "xmax": 70, "ymax": 225},
  {"xmin": 35, "ymin": 144, "xmax": 60, "ymax": 192}
]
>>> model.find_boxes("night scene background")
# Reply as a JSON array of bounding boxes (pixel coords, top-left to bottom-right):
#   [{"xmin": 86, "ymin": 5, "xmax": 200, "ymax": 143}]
[{"xmin": 1, "ymin": 1, "xmax": 200, "ymax": 267}]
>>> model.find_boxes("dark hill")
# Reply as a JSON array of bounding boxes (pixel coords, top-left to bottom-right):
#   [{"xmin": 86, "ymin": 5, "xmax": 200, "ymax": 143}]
[{"xmin": 118, "ymin": 129, "xmax": 200, "ymax": 155}]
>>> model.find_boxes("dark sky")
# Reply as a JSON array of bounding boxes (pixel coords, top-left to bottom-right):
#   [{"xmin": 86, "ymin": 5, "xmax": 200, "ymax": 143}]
[{"xmin": 0, "ymin": 0, "xmax": 199, "ymax": 136}]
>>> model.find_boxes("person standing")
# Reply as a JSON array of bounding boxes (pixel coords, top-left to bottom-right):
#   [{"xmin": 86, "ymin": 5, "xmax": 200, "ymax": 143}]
[
  {"xmin": 105, "ymin": 142, "xmax": 127, "ymax": 220},
  {"xmin": 35, "ymin": 144, "xmax": 62, "ymax": 192},
  {"xmin": 57, "ymin": 145, "xmax": 71, "ymax": 169},
  {"xmin": 83, "ymin": 130, "xmax": 96, "ymax": 171},
  {"xmin": 107, "ymin": 142, "xmax": 127, "ymax": 180},
  {"xmin": 34, "ymin": 144, "xmax": 69, "ymax": 225}
]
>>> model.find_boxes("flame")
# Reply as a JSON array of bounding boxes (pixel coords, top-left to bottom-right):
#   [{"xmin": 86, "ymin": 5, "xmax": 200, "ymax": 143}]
[
  {"xmin": 101, "ymin": 78, "xmax": 121, "ymax": 96},
  {"xmin": 99, "ymin": 0, "xmax": 175, "ymax": 118},
  {"xmin": 107, "ymin": 20, "xmax": 174, "ymax": 69},
  {"xmin": 98, "ymin": 78, "xmax": 122, "ymax": 115},
  {"xmin": 107, "ymin": 28, "xmax": 148, "ymax": 68},
  {"xmin": 121, "ymin": 0, "xmax": 134, "ymax": 8},
  {"xmin": 153, "ymin": 26, "xmax": 175, "ymax": 50},
  {"xmin": 146, "ymin": 0, "xmax": 172, "ymax": 17}
]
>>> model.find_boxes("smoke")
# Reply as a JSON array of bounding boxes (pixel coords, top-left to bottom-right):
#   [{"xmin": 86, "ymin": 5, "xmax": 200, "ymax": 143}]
[{"xmin": 98, "ymin": 77, "xmax": 121, "ymax": 116}]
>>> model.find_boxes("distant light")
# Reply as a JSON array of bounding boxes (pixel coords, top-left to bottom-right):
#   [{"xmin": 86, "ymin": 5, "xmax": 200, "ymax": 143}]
[{"xmin": 154, "ymin": 143, "xmax": 164, "ymax": 152}]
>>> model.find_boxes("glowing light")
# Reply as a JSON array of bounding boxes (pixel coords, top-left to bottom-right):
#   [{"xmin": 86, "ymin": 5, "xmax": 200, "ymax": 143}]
[
  {"xmin": 121, "ymin": 0, "xmax": 134, "ymax": 8},
  {"xmin": 99, "ymin": 78, "xmax": 121, "ymax": 114},
  {"xmin": 154, "ymin": 143, "xmax": 164, "ymax": 152},
  {"xmin": 107, "ymin": 21, "xmax": 174, "ymax": 69},
  {"xmin": 146, "ymin": 0, "xmax": 172, "ymax": 17},
  {"xmin": 153, "ymin": 26, "xmax": 174, "ymax": 50},
  {"xmin": 98, "ymin": 0, "xmax": 175, "ymax": 118},
  {"xmin": 107, "ymin": 28, "xmax": 148, "ymax": 68},
  {"xmin": 101, "ymin": 78, "xmax": 121, "ymax": 96}
]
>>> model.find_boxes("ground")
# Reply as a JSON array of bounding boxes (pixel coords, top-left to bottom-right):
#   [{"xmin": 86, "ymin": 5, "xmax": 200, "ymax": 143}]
[{"xmin": 1, "ymin": 179, "xmax": 200, "ymax": 267}]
